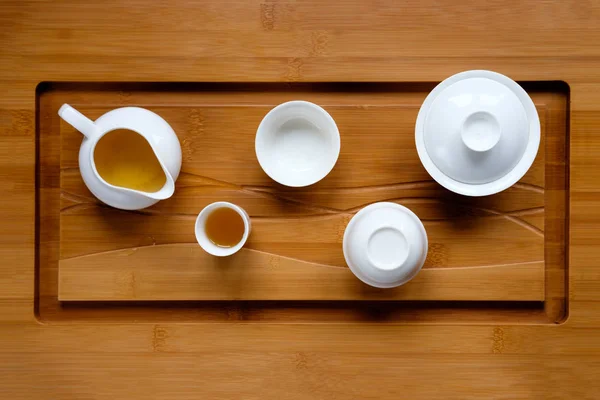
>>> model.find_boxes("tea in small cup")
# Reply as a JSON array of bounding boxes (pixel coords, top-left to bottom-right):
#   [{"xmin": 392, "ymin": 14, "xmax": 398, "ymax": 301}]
[{"xmin": 195, "ymin": 202, "xmax": 251, "ymax": 256}]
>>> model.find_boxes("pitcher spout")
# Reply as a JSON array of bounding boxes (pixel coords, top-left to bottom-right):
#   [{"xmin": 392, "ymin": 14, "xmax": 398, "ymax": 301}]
[{"xmin": 143, "ymin": 169, "xmax": 176, "ymax": 201}]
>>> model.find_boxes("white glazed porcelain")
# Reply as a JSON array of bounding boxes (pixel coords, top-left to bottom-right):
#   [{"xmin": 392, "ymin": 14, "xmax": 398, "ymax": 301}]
[
  {"xmin": 58, "ymin": 104, "xmax": 182, "ymax": 210},
  {"xmin": 343, "ymin": 202, "xmax": 428, "ymax": 288},
  {"xmin": 195, "ymin": 202, "xmax": 251, "ymax": 257},
  {"xmin": 255, "ymin": 101, "xmax": 340, "ymax": 187},
  {"xmin": 415, "ymin": 70, "xmax": 540, "ymax": 196}
]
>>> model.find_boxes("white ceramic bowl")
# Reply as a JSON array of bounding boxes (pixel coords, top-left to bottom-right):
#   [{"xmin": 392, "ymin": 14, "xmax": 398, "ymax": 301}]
[
  {"xmin": 255, "ymin": 101, "xmax": 340, "ymax": 187},
  {"xmin": 415, "ymin": 70, "xmax": 540, "ymax": 196},
  {"xmin": 195, "ymin": 202, "xmax": 251, "ymax": 257},
  {"xmin": 343, "ymin": 202, "xmax": 428, "ymax": 288}
]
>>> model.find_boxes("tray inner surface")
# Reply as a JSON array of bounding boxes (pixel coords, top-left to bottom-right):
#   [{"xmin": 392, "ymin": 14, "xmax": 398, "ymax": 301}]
[{"xmin": 36, "ymin": 82, "xmax": 568, "ymax": 323}]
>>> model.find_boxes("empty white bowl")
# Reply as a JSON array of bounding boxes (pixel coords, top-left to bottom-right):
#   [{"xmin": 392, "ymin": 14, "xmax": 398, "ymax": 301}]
[
  {"xmin": 343, "ymin": 202, "xmax": 428, "ymax": 288},
  {"xmin": 255, "ymin": 101, "xmax": 340, "ymax": 187},
  {"xmin": 415, "ymin": 70, "xmax": 540, "ymax": 196}
]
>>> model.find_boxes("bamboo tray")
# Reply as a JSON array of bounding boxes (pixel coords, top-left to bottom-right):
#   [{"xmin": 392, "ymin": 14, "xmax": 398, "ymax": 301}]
[{"xmin": 37, "ymin": 82, "xmax": 568, "ymax": 323}]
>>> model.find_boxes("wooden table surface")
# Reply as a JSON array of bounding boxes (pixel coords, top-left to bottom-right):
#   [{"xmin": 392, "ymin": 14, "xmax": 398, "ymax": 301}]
[{"xmin": 1, "ymin": 1, "xmax": 600, "ymax": 399}]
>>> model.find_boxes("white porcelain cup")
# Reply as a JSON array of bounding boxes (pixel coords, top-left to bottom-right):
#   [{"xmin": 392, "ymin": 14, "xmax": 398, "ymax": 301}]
[
  {"xmin": 343, "ymin": 202, "xmax": 428, "ymax": 288},
  {"xmin": 195, "ymin": 202, "xmax": 251, "ymax": 257},
  {"xmin": 255, "ymin": 100, "xmax": 340, "ymax": 187}
]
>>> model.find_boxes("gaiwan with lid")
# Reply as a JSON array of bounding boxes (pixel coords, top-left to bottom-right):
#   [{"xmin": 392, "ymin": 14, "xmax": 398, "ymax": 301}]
[{"xmin": 415, "ymin": 70, "xmax": 540, "ymax": 196}]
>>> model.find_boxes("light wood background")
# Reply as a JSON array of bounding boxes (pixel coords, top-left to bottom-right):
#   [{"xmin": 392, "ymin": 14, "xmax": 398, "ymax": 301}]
[{"xmin": 1, "ymin": 1, "xmax": 599, "ymax": 399}]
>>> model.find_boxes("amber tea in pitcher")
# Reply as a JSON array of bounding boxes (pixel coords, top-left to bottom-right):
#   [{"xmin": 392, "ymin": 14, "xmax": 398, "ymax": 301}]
[{"xmin": 94, "ymin": 129, "xmax": 166, "ymax": 192}]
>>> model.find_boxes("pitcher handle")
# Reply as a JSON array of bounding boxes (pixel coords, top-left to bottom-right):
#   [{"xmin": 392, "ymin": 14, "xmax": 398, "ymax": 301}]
[{"xmin": 58, "ymin": 104, "xmax": 99, "ymax": 139}]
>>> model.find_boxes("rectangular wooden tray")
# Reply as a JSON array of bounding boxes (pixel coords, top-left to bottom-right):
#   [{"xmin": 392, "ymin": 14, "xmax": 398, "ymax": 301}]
[{"xmin": 37, "ymin": 82, "xmax": 568, "ymax": 323}]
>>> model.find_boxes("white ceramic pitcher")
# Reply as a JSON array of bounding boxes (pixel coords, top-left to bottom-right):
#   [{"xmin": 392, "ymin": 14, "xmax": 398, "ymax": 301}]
[{"xmin": 58, "ymin": 104, "xmax": 182, "ymax": 210}]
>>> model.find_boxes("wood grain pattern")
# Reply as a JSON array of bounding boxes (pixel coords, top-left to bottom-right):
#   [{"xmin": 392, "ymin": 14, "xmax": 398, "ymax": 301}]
[
  {"xmin": 0, "ymin": 1, "xmax": 597, "ymax": 399},
  {"xmin": 58, "ymin": 244, "xmax": 545, "ymax": 301},
  {"xmin": 45, "ymin": 84, "xmax": 557, "ymax": 304}
]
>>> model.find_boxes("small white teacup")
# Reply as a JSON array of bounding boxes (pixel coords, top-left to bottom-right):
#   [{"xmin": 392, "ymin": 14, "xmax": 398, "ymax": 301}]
[
  {"xmin": 343, "ymin": 202, "xmax": 428, "ymax": 288},
  {"xmin": 195, "ymin": 202, "xmax": 251, "ymax": 257}
]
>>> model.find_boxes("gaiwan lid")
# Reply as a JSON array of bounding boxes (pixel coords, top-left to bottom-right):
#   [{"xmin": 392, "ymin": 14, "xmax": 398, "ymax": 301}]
[{"xmin": 415, "ymin": 70, "xmax": 540, "ymax": 196}]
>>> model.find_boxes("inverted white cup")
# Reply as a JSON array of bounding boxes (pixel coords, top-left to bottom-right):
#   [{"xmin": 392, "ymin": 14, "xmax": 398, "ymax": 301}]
[
  {"xmin": 255, "ymin": 100, "xmax": 340, "ymax": 187},
  {"xmin": 195, "ymin": 202, "xmax": 251, "ymax": 257},
  {"xmin": 343, "ymin": 202, "xmax": 428, "ymax": 288}
]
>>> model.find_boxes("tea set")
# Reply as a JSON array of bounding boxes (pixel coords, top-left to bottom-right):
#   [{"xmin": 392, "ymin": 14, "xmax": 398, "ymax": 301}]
[{"xmin": 58, "ymin": 70, "xmax": 540, "ymax": 289}]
